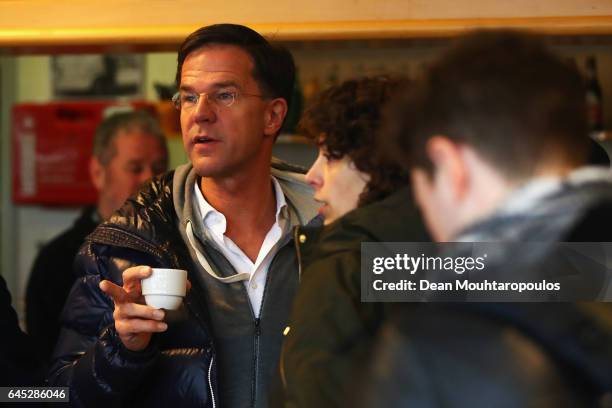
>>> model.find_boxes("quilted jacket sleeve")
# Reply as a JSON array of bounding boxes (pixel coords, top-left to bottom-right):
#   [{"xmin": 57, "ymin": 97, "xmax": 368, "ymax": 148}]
[{"xmin": 47, "ymin": 241, "xmax": 161, "ymax": 407}]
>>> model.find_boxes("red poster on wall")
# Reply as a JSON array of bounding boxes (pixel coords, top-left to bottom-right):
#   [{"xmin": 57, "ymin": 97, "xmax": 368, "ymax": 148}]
[{"xmin": 12, "ymin": 101, "xmax": 155, "ymax": 205}]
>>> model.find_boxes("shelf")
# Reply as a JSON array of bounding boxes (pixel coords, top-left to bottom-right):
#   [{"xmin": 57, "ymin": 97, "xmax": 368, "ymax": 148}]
[{"xmin": 2, "ymin": 16, "xmax": 612, "ymax": 54}]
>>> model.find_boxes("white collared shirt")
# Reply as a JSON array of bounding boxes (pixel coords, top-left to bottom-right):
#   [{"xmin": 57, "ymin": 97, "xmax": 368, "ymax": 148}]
[{"xmin": 193, "ymin": 177, "xmax": 289, "ymax": 317}]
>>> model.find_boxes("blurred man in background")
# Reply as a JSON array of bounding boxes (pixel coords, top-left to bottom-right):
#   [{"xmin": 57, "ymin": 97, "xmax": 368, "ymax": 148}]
[
  {"xmin": 26, "ymin": 110, "xmax": 168, "ymax": 364},
  {"xmin": 359, "ymin": 30, "xmax": 612, "ymax": 407}
]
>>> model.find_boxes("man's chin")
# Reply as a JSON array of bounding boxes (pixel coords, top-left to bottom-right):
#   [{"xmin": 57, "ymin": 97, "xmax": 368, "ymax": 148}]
[{"xmin": 191, "ymin": 157, "xmax": 224, "ymax": 177}]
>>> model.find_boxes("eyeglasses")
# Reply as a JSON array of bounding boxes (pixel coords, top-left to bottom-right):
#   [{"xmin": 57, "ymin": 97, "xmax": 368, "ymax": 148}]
[{"xmin": 172, "ymin": 89, "xmax": 265, "ymax": 111}]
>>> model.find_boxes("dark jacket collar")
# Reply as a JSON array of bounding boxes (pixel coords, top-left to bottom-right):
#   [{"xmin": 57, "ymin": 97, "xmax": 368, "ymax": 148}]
[{"xmin": 297, "ymin": 187, "xmax": 430, "ymax": 264}]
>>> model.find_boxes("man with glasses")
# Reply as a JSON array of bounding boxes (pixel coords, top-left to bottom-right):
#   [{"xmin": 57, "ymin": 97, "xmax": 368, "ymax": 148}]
[{"xmin": 49, "ymin": 24, "xmax": 318, "ymax": 408}]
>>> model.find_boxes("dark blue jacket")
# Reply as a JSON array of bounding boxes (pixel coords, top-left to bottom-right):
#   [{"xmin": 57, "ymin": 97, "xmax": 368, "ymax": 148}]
[{"xmin": 48, "ymin": 171, "xmax": 218, "ymax": 408}]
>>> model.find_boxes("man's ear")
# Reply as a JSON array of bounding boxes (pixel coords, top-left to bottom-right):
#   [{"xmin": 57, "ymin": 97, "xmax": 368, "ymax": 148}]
[
  {"xmin": 89, "ymin": 157, "xmax": 105, "ymax": 192},
  {"xmin": 426, "ymin": 135, "xmax": 469, "ymax": 200},
  {"xmin": 263, "ymin": 98, "xmax": 288, "ymax": 137}
]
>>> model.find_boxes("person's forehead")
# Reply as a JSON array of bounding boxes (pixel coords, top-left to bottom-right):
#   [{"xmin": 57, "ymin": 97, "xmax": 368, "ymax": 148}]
[
  {"xmin": 114, "ymin": 128, "xmax": 158, "ymax": 142},
  {"xmin": 111, "ymin": 129, "xmax": 163, "ymax": 156},
  {"xmin": 180, "ymin": 44, "xmax": 255, "ymax": 87}
]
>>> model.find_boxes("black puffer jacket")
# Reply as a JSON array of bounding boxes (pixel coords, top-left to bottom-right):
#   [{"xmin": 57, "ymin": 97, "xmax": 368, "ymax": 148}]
[{"xmin": 48, "ymin": 171, "xmax": 218, "ymax": 408}]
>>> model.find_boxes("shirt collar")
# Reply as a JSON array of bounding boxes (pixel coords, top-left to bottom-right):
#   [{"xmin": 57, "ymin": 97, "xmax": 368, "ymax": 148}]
[
  {"xmin": 271, "ymin": 176, "xmax": 289, "ymax": 223},
  {"xmin": 193, "ymin": 176, "xmax": 289, "ymax": 236}
]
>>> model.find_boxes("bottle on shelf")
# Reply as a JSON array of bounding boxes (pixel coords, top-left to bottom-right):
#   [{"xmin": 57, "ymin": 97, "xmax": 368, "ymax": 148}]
[
  {"xmin": 324, "ymin": 64, "xmax": 340, "ymax": 90},
  {"xmin": 302, "ymin": 75, "xmax": 321, "ymax": 104},
  {"xmin": 585, "ymin": 56, "xmax": 604, "ymax": 134}
]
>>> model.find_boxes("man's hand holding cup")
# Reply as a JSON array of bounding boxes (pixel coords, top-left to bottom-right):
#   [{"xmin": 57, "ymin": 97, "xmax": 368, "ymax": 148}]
[{"xmin": 99, "ymin": 266, "xmax": 188, "ymax": 352}]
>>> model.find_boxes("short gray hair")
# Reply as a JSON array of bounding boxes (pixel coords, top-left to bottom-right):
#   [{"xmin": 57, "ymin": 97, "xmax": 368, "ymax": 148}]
[{"xmin": 93, "ymin": 110, "xmax": 168, "ymax": 165}]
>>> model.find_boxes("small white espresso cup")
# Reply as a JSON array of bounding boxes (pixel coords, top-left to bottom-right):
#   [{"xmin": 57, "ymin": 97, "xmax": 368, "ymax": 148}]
[{"xmin": 141, "ymin": 268, "xmax": 188, "ymax": 310}]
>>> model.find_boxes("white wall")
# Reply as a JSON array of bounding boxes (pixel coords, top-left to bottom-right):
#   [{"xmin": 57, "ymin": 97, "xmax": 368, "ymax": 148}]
[
  {"xmin": 4, "ymin": 52, "xmax": 187, "ymax": 324},
  {"xmin": 10, "ymin": 56, "xmax": 80, "ymax": 323}
]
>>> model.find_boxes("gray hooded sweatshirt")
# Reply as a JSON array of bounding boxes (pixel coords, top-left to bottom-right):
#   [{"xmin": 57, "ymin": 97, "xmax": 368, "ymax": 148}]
[{"xmin": 172, "ymin": 162, "xmax": 318, "ymax": 408}]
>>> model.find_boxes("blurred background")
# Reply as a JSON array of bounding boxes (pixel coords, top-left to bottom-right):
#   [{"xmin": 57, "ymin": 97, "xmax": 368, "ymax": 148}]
[{"xmin": 1, "ymin": 0, "xmax": 612, "ymax": 326}]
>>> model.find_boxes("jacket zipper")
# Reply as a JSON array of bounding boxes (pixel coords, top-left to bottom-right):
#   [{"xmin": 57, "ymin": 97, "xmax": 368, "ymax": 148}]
[
  {"xmin": 252, "ymin": 317, "xmax": 261, "ymax": 406},
  {"xmin": 185, "ymin": 221, "xmax": 255, "ymax": 405},
  {"xmin": 251, "ymin": 267, "xmax": 272, "ymax": 407},
  {"xmin": 208, "ymin": 355, "xmax": 216, "ymax": 408},
  {"xmin": 250, "ymin": 239, "xmax": 291, "ymax": 407}
]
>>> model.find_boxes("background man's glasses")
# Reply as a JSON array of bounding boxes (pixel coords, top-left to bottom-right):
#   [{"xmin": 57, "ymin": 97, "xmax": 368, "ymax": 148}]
[{"xmin": 172, "ymin": 90, "xmax": 265, "ymax": 110}]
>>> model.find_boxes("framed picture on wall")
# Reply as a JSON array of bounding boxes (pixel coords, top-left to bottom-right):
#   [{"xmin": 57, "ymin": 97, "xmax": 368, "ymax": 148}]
[{"xmin": 52, "ymin": 54, "xmax": 144, "ymax": 99}]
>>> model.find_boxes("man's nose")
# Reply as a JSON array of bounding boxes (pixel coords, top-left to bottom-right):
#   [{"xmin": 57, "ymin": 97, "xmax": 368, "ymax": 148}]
[{"xmin": 194, "ymin": 94, "xmax": 216, "ymax": 122}]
